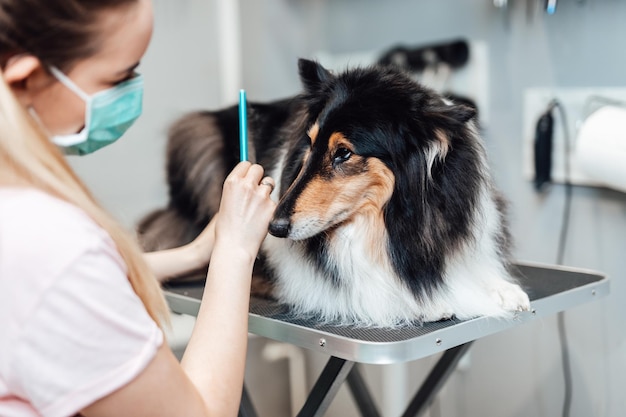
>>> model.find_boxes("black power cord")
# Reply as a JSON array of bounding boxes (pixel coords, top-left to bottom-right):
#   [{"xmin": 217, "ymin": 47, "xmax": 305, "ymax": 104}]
[{"xmin": 546, "ymin": 99, "xmax": 574, "ymax": 417}]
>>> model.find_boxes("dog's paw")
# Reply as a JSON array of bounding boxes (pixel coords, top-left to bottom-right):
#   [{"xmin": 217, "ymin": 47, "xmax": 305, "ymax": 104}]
[
  {"xmin": 421, "ymin": 304, "xmax": 456, "ymax": 323},
  {"xmin": 489, "ymin": 281, "xmax": 531, "ymax": 313}
]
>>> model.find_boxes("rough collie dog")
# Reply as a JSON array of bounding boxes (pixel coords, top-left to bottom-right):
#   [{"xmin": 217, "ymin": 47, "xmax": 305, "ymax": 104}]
[{"xmin": 138, "ymin": 59, "xmax": 530, "ymax": 327}]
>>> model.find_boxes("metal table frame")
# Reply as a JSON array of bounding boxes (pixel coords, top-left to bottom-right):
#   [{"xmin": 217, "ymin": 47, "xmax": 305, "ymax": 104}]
[{"xmin": 164, "ymin": 261, "xmax": 608, "ymax": 417}]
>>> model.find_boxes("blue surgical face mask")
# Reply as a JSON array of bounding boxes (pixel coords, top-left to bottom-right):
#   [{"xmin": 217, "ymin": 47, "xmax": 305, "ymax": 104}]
[{"xmin": 48, "ymin": 66, "xmax": 144, "ymax": 156}]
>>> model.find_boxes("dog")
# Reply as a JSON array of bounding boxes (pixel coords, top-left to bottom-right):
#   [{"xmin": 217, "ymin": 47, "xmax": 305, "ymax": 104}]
[{"xmin": 138, "ymin": 58, "xmax": 531, "ymax": 327}]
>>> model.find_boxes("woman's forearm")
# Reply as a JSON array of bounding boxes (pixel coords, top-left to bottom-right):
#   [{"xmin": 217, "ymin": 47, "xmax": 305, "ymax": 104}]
[
  {"xmin": 143, "ymin": 245, "xmax": 204, "ymax": 282},
  {"xmin": 180, "ymin": 242, "xmax": 254, "ymax": 417}
]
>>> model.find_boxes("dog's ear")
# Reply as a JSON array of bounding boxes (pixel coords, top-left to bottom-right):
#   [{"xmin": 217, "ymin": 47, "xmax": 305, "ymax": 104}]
[
  {"xmin": 420, "ymin": 102, "xmax": 476, "ymax": 175},
  {"xmin": 428, "ymin": 102, "xmax": 477, "ymax": 126},
  {"xmin": 447, "ymin": 103, "xmax": 476, "ymax": 124},
  {"xmin": 298, "ymin": 59, "xmax": 332, "ymax": 93}
]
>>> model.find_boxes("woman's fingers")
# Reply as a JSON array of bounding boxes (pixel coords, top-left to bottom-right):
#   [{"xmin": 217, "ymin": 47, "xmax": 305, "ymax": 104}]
[
  {"xmin": 229, "ymin": 161, "xmax": 252, "ymax": 178},
  {"xmin": 245, "ymin": 163, "xmax": 265, "ymax": 182},
  {"xmin": 226, "ymin": 162, "xmax": 273, "ymax": 197},
  {"xmin": 226, "ymin": 162, "xmax": 265, "ymax": 187}
]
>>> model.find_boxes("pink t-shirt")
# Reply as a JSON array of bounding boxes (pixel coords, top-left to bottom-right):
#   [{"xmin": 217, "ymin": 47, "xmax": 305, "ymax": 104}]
[{"xmin": 0, "ymin": 188, "xmax": 163, "ymax": 417}]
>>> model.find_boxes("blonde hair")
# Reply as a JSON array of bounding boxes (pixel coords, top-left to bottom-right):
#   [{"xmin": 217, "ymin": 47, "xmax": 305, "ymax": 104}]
[{"xmin": 0, "ymin": 73, "xmax": 169, "ymax": 327}]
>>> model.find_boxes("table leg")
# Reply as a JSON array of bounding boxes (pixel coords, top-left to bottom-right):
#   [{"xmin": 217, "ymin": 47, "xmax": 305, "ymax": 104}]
[
  {"xmin": 238, "ymin": 383, "xmax": 259, "ymax": 417},
  {"xmin": 242, "ymin": 342, "xmax": 471, "ymax": 417},
  {"xmin": 347, "ymin": 365, "xmax": 382, "ymax": 417},
  {"xmin": 297, "ymin": 356, "xmax": 355, "ymax": 417},
  {"xmin": 401, "ymin": 342, "xmax": 474, "ymax": 417}
]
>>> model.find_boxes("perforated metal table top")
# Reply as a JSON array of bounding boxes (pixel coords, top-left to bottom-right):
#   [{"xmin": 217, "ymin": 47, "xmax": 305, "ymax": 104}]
[{"xmin": 164, "ymin": 261, "xmax": 608, "ymax": 364}]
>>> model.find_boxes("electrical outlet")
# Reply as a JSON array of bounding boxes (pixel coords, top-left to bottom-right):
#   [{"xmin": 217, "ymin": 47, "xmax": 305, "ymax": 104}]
[
  {"xmin": 523, "ymin": 87, "xmax": 626, "ymax": 187},
  {"xmin": 314, "ymin": 40, "xmax": 490, "ymax": 125}
]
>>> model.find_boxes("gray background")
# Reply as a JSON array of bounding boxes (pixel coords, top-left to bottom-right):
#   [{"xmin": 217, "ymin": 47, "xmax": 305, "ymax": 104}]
[{"xmin": 69, "ymin": 0, "xmax": 626, "ymax": 416}]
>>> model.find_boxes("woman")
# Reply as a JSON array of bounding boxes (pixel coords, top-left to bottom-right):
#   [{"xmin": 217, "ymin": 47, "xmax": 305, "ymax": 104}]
[{"xmin": 0, "ymin": 0, "xmax": 276, "ymax": 416}]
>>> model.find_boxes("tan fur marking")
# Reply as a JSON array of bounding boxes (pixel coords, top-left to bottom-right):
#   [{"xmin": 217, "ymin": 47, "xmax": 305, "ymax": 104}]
[
  {"xmin": 357, "ymin": 159, "xmax": 395, "ymax": 263},
  {"xmin": 434, "ymin": 129, "xmax": 450, "ymax": 156},
  {"xmin": 251, "ymin": 273, "xmax": 275, "ymax": 299},
  {"xmin": 307, "ymin": 123, "xmax": 319, "ymax": 145},
  {"xmin": 328, "ymin": 132, "xmax": 352, "ymax": 151},
  {"xmin": 292, "ymin": 156, "xmax": 395, "ymax": 262},
  {"xmin": 426, "ymin": 129, "xmax": 450, "ymax": 179}
]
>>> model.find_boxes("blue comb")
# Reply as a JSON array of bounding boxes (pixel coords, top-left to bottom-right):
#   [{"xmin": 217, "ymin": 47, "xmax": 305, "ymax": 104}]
[{"xmin": 239, "ymin": 89, "xmax": 248, "ymax": 162}]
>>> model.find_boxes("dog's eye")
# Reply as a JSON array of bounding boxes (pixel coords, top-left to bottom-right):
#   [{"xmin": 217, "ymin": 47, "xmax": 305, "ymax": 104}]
[{"xmin": 333, "ymin": 147, "xmax": 352, "ymax": 164}]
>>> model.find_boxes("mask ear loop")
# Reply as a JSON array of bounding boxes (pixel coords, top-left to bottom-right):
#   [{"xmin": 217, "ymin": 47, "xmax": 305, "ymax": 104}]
[
  {"xmin": 48, "ymin": 66, "xmax": 90, "ymax": 101},
  {"xmin": 48, "ymin": 66, "xmax": 94, "ymax": 147}
]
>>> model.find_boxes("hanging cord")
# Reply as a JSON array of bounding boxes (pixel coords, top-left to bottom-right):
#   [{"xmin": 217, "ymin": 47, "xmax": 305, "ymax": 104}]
[{"xmin": 550, "ymin": 99, "xmax": 573, "ymax": 417}]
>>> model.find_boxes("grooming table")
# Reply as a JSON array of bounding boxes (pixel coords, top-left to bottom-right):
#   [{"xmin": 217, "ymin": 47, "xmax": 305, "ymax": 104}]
[{"xmin": 163, "ymin": 261, "xmax": 608, "ymax": 417}]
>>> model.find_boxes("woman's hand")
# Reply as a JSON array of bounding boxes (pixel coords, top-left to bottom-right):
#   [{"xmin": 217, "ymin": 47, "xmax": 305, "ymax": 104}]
[
  {"xmin": 144, "ymin": 162, "xmax": 275, "ymax": 282},
  {"xmin": 214, "ymin": 162, "xmax": 276, "ymax": 261}
]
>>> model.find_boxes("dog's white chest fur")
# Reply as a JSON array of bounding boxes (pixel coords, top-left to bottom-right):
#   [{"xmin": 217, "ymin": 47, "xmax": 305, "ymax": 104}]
[
  {"xmin": 262, "ymin": 220, "xmax": 425, "ymax": 326},
  {"xmin": 261, "ymin": 184, "xmax": 530, "ymax": 327}
]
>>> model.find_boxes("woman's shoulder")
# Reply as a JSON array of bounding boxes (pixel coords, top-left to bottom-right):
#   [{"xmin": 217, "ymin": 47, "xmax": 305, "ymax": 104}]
[
  {"xmin": 0, "ymin": 186, "xmax": 105, "ymax": 238},
  {"xmin": 0, "ymin": 187, "xmax": 120, "ymax": 284},
  {"xmin": 0, "ymin": 186, "xmax": 88, "ymax": 217}
]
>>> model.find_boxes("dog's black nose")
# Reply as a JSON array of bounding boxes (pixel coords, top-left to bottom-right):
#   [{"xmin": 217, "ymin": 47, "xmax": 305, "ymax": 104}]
[{"xmin": 269, "ymin": 218, "xmax": 290, "ymax": 238}]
